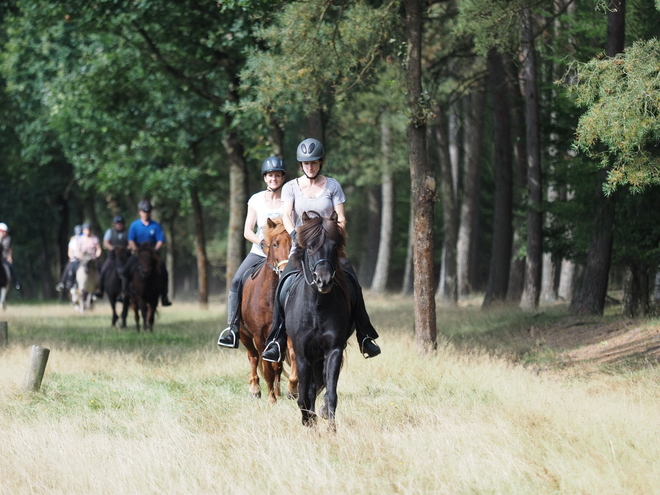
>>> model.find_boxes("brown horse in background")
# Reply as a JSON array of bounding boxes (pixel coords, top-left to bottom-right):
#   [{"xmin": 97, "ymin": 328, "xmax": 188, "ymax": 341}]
[
  {"xmin": 239, "ymin": 217, "xmax": 297, "ymax": 403},
  {"xmin": 130, "ymin": 243, "xmax": 161, "ymax": 332}
]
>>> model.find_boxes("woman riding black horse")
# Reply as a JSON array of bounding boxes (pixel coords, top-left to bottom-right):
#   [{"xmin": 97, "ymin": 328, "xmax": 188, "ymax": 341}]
[{"xmin": 262, "ymin": 138, "xmax": 380, "ymax": 363}]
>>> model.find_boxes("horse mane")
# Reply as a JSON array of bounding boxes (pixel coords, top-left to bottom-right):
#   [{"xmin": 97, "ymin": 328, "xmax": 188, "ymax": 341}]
[
  {"xmin": 264, "ymin": 217, "xmax": 286, "ymax": 245},
  {"xmin": 137, "ymin": 242, "xmax": 161, "ymax": 265},
  {"xmin": 295, "ymin": 211, "xmax": 347, "ymax": 259}
]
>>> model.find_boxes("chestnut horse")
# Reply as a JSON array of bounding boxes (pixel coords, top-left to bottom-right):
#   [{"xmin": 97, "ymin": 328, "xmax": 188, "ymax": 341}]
[
  {"xmin": 239, "ymin": 217, "xmax": 297, "ymax": 403},
  {"xmin": 130, "ymin": 243, "xmax": 161, "ymax": 332}
]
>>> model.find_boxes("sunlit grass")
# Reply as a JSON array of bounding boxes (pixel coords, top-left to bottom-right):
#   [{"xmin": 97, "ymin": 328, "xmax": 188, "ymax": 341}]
[{"xmin": 1, "ymin": 296, "xmax": 660, "ymax": 493}]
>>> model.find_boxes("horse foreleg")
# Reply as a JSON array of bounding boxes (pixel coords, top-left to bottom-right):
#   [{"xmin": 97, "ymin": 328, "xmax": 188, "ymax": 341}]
[
  {"xmin": 111, "ymin": 300, "xmax": 119, "ymax": 327},
  {"xmin": 146, "ymin": 305, "xmax": 154, "ymax": 332},
  {"xmin": 0, "ymin": 287, "xmax": 6, "ymax": 310},
  {"xmin": 242, "ymin": 334, "xmax": 262, "ymax": 400},
  {"xmin": 120, "ymin": 300, "xmax": 129, "ymax": 328},
  {"xmin": 322, "ymin": 349, "xmax": 343, "ymax": 433},
  {"xmin": 286, "ymin": 337, "xmax": 298, "ymax": 400},
  {"xmin": 296, "ymin": 359, "xmax": 317, "ymax": 427},
  {"xmin": 132, "ymin": 301, "xmax": 141, "ymax": 332}
]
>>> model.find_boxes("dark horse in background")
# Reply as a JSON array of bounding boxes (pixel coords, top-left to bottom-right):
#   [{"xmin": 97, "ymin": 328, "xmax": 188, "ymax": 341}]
[
  {"xmin": 105, "ymin": 246, "xmax": 131, "ymax": 328},
  {"xmin": 129, "ymin": 243, "xmax": 161, "ymax": 332},
  {"xmin": 283, "ymin": 211, "xmax": 353, "ymax": 432},
  {"xmin": 239, "ymin": 217, "xmax": 296, "ymax": 403}
]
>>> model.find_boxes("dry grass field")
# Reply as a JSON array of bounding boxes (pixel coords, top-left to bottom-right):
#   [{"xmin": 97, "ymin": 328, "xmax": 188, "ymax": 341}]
[{"xmin": 1, "ymin": 295, "xmax": 660, "ymax": 494}]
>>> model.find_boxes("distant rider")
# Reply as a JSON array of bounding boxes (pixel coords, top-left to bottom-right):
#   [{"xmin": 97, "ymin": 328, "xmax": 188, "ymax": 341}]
[
  {"xmin": 55, "ymin": 225, "xmax": 82, "ymax": 292},
  {"xmin": 94, "ymin": 215, "xmax": 128, "ymax": 299},
  {"xmin": 121, "ymin": 200, "xmax": 172, "ymax": 306},
  {"xmin": 0, "ymin": 222, "xmax": 21, "ymax": 290}
]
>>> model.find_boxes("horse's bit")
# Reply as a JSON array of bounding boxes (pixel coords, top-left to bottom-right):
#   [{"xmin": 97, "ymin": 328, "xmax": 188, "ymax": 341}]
[{"xmin": 302, "ymin": 249, "xmax": 336, "ymax": 287}]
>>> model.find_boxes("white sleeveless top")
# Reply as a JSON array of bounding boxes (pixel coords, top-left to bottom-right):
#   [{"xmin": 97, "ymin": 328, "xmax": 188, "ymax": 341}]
[{"xmin": 247, "ymin": 191, "xmax": 284, "ymax": 257}]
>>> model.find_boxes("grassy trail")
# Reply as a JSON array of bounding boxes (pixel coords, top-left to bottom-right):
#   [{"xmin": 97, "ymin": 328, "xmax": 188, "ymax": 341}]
[{"xmin": 1, "ymin": 297, "xmax": 659, "ymax": 494}]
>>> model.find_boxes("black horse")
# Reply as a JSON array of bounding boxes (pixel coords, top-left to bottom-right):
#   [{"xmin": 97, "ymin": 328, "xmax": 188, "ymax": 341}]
[
  {"xmin": 105, "ymin": 247, "xmax": 131, "ymax": 328},
  {"xmin": 283, "ymin": 211, "xmax": 353, "ymax": 432},
  {"xmin": 129, "ymin": 243, "xmax": 161, "ymax": 332}
]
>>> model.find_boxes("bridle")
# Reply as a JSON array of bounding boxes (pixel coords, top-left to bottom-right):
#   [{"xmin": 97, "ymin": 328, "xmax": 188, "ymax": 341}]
[
  {"xmin": 301, "ymin": 247, "xmax": 336, "ymax": 287},
  {"xmin": 267, "ymin": 258, "xmax": 289, "ymax": 277},
  {"xmin": 264, "ymin": 239, "xmax": 289, "ymax": 277}
]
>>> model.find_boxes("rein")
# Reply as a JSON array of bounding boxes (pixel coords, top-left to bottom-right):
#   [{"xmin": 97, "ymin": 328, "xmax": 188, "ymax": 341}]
[{"xmin": 301, "ymin": 248, "xmax": 336, "ymax": 287}]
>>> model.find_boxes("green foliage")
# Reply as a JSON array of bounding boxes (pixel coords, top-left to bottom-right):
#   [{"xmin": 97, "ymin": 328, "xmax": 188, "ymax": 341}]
[
  {"xmin": 241, "ymin": 0, "xmax": 401, "ymax": 119},
  {"xmin": 570, "ymin": 38, "xmax": 660, "ymax": 194}
]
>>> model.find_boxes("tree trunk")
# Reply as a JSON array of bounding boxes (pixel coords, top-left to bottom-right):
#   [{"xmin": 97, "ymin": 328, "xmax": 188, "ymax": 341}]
[
  {"xmin": 557, "ymin": 259, "xmax": 576, "ymax": 302},
  {"xmin": 401, "ymin": 203, "xmax": 414, "ymax": 295},
  {"xmin": 190, "ymin": 186, "xmax": 208, "ymax": 306},
  {"xmin": 222, "ymin": 129, "xmax": 248, "ymax": 293},
  {"xmin": 519, "ymin": 9, "xmax": 543, "ymax": 310},
  {"xmin": 483, "ymin": 48, "xmax": 513, "ymax": 308},
  {"xmin": 406, "ymin": 0, "xmax": 437, "ymax": 352},
  {"xmin": 371, "ymin": 117, "xmax": 394, "ymax": 293},
  {"xmin": 506, "ymin": 63, "xmax": 527, "ymax": 303},
  {"xmin": 163, "ymin": 214, "xmax": 176, "ymax": 301},
  {"xmin": 434, "ymin": 108, "xmax": 458, "ymax": 304},
  {"xmin": 540, "ymin": 184, "xmax": 558, "ymax": 304},
  {"xmin": 570, "ymin": 0, "xmax": 624, "ymax": 315},
  {"xmin": 359, "ymin": 186, "xmax": 380, "ymax": 286},
  {"xmin": 457, "ymin": 85, "xmax": 485, "ymax": 297},
  {"xmin": 622, "ymin": 263, "xmax": 649, "ymax": 317},
  {"xmin": 268, "ymin": 112, "xmax": 285, "ymax": 157}
]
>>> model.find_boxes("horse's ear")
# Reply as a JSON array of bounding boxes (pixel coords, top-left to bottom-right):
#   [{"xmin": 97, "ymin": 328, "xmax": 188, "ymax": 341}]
[
  {"xmin": 330, "ymin": 210, "xmax": 338, "ymax": 222},
  {"xmin": 267, "ymin": 218, "xmax": 276, "ymax": 228},
  {"xmin": 302, "ymin": 212, "xmax": 310, "ymax": 223}
]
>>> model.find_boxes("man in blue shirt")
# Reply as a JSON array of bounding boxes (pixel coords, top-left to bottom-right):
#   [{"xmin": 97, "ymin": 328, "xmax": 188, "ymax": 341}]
[{"xmin": 121, "ymin": 200, "xmax": 172, "ymax": 306}]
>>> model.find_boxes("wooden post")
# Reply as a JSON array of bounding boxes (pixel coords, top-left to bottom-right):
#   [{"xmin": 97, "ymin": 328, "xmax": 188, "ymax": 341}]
[
  {"xmin": 0, "ymin": 321, "xmax": 7, "ymax": 348},
  {"xmin": 24, "ymin": 345, "xmax": 50, "ymax": 392}
]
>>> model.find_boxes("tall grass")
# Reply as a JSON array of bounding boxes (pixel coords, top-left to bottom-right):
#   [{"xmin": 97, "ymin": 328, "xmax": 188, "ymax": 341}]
[{"xmin": 1, "ymin": 296, "xmax": 659, "ymax": 494}]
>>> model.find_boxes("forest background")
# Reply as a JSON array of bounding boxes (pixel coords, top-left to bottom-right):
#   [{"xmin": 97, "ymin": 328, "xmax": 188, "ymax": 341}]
[{"xmin": 1, "ymin": 0, "xmax": 660, "ymax": 350}]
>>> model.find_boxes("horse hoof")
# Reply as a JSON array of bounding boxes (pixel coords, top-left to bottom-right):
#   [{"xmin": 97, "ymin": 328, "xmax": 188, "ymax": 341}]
[
  {"xmin": 286, "ymin": 391, "xmax": 298, "ymax": 400},
  {"xmin": 319, "ymin": 405, "xmax": 329, "ymax": 420}
]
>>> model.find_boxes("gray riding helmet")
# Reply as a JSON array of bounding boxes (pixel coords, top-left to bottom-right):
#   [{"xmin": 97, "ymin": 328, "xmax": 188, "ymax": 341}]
[
  {"xmin": 261, "ymin": 156, "xmax": 286, "ymax": 175},
  {"xmin": 296, "ymin": 138, "xmax": 325, "ymax": 162}
]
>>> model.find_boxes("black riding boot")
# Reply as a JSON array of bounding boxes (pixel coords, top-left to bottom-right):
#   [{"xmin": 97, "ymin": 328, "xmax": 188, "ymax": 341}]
[
  {"xmin": 262, "ymin": 307, "xmax": 287, "ymax": 363},
  {"xmin": 262, "ymin": 263, "xmax": 298, "ymax": 363},
  {"xmin": 218, "ymin": 291, "xmax": 240, "ymax": 349},
  {"xmin": 344, "ymin": 263, "xmax": 381, "ymax": 359}
]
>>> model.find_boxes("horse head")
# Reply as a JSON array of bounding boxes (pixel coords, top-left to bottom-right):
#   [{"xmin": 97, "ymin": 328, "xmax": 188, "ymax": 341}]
[
  {"xmin": 80, "ymin": 255, "xmax": 97, "ymax": 274},
  {"xmin": 297, "ymin": 211, "xmax": 347, "ymax": 294},
  {"xmin": 264, "ymin": 217, "xmax": 291, "ymax": 277},
  {"xmin": 136, "ymin": 243, "xmax": 159, "ymax": 279}
]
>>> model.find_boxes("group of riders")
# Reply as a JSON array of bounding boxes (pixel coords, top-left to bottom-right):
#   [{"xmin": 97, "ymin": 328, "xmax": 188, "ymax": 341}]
[
  {"xmin": 2, "ymin": 138, "xmax": 380, "ymax": 363},
  {"xmin": 217, "ymin": 138, "xmax": 381, "ymax": 364},
  {"xmin": 55, "ymin": 200, "xmax": 172, "ymax": 307}
]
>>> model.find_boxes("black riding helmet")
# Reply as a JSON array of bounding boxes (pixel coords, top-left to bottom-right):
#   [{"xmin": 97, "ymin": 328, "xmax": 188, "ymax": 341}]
[
  {"xmin": 138, "ymin": 200, "xmax": 152, "ymax": 212},
  {"xmin": 113, "ymin": 215, "xmax": 124, "ymax": 224},
  {"xmin": 261, "ymin": 156, "xmax": 286, "ymax": 175}
]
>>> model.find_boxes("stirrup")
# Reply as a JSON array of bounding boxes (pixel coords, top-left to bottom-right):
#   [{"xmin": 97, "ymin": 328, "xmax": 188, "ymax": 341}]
[
  {"xmin": 360, "ymin": 337, "xmax": 381, "ymax": 359},
  {"xmin": 217, "ymin": 327, "xmax": 239, "ymax": 349},
  {"xmin": 262, "ymin": 341, "xmax": 282, "ymax": 363}
]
